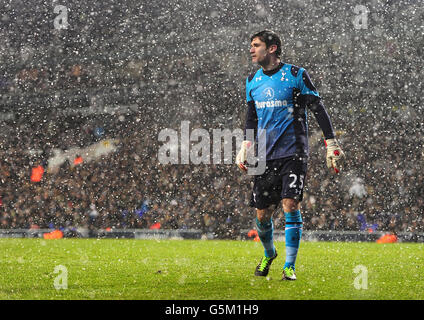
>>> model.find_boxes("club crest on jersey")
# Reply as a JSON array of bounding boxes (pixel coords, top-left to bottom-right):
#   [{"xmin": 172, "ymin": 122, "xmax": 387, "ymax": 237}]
[
  {"xmin": 262, "ymin": 87, "xmax": 274, "ymax": 100},
  {"xmin": 281, "ymin": 71, "xmax": 286, "ymax": 82},
  {"xmin": 256, "ymin": 76, "xmax": 262, "ymax": 81}
]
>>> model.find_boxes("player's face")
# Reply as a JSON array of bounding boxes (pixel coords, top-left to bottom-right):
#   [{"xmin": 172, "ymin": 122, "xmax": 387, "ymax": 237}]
[{"xmin": 250, "ymin": 37, "xmax": 273, "ymax": 65}]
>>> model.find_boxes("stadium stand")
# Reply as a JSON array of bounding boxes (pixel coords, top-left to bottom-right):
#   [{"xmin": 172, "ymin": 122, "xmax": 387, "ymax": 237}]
[{"xmin": 0, "ymin": 0, "xmax": 423, "ymax": 238}]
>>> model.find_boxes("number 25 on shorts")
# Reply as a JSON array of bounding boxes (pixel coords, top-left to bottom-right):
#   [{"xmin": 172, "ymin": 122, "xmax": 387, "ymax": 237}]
[{"xmin": 288, "ymin": 174, "xmax": 304, "ymax": 194}]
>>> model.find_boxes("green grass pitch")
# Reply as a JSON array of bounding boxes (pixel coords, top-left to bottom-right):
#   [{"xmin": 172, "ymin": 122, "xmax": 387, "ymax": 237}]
[{"xmin": 0, "ymin": 238, "xmax": 423, "ymax": 300}]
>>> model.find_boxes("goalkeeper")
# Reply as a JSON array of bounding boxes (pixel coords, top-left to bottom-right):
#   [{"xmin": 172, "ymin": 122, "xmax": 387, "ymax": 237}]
[{"xmin": 236, "ymin": 30, "xmax": 345, "ymax": 280}]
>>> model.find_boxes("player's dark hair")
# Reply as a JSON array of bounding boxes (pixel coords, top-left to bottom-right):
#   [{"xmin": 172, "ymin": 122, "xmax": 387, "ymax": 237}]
[{"xmin": 250, "ymin": 30, "xmax": 282, "ymax": 58}]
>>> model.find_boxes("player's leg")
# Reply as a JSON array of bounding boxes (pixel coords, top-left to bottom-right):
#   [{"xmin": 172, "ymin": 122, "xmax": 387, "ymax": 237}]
[
  {"xmin": 254, "ymin": 206, "xmax": 278, "ymax": 276},
  {"xmin": 280, "ymin": 157, "xmax": 307, "ymax": 280},
  {"xmin": 256, "ymin": 206, "xmax": 276, "ymax": 258},
  {"xmin": 282, "ymin": 198, "xmax": 302, "ymax": 280},
  {"xmin": 250, "ymin": 160, "xmax": 281, "ymax": 277}
]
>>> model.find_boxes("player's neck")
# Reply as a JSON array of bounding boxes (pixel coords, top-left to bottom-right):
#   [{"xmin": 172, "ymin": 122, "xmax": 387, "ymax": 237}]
[{"xmin": 261, "ymin": 57, "xmax": 281, "ymax": 72}]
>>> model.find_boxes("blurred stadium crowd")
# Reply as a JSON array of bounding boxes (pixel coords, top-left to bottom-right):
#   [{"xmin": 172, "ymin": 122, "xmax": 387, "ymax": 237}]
[{"xmin": 0, "ymin": 0, "xmax": 423, "ymax": 237}]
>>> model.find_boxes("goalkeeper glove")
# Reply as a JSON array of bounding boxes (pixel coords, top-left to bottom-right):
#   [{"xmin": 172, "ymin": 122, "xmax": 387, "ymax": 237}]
[
  {"xmin": 236, "ymin": 140, "xmax": 252, "ymax": 173},
  {"xmin": 324, "ymin": 138, "xmax": 345, "ymax": 173}
]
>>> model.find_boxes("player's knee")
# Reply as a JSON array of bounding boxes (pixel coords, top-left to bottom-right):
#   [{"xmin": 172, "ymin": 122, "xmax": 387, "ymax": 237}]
[
  {"xmin": 256, "ymin": 207, "xmax": 273, "ymax": 223},
  {"xmin": 282, "ymin": 198, "xmax": 300, "ymax": 213}
]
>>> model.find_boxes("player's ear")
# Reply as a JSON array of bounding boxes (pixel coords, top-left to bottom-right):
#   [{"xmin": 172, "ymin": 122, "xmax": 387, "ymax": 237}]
[{"xmin": 268, "ymin": 44, "xmax": 277, "ymax": 54}]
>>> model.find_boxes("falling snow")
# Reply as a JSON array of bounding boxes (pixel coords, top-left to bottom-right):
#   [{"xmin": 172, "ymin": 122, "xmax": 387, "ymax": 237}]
[{"xmin": 0, "ymin": 0, "xmax": 423, "ymax": 239}]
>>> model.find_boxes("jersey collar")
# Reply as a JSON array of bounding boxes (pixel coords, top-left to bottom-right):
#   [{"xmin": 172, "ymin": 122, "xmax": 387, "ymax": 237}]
[{"xmin": 262, "ymin": 62, "xmax": 285, "ymax": 77}]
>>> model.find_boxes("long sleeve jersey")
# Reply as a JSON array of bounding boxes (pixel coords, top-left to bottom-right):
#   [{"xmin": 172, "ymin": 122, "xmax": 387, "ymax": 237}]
[{"xmin": 244, "ymin": 62, "xmax": 335, "ymax": 160}]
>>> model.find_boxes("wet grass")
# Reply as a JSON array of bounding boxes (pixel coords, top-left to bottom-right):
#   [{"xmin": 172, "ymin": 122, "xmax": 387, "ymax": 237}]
[{"xmin": 0, "ymin": 238, "xmax": 423, "ymax": 300}]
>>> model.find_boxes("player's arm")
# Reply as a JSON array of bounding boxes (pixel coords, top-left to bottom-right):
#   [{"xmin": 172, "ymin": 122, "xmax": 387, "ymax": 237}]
[
  {"xmin": 244, "ymin": 100, "xmax": 258, "ymax": 141},
  {"xmin": 299, "ymin": 69, "xmax": 345, "ymax": 173},
  {"xmin": 310, "ymin": 98, "xmax": 345, "ymax": 173},
  {"xmin": 236, "ymin": 100, "xmax": 257, "ymax": 172}
]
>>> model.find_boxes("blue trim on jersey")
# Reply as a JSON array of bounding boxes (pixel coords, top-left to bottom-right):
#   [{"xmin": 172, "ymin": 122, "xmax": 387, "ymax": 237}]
[{"xmin": 245, "ymin": 64, "xmax": 320, "ymax": 160}]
